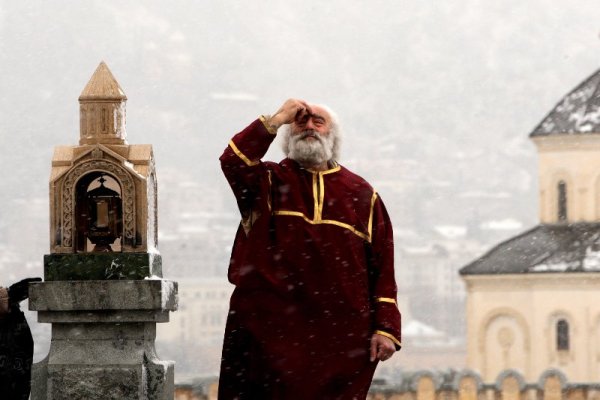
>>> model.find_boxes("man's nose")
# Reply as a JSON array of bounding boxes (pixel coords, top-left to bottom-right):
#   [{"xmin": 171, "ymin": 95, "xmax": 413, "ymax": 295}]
[{"xmin": 305, "ymin": 118, "xmax": 316, "ymax": 130}]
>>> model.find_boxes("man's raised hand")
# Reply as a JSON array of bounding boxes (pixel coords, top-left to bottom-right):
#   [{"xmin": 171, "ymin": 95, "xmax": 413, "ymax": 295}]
[{"xmin": 269, "ymin": 99, "xmax": 313, "ymax": 130}]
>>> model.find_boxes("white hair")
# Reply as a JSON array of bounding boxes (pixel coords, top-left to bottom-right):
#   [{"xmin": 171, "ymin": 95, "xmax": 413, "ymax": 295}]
[{"xmin": 279, "ymin": 104, "xmax": 342, "ymax": 162}]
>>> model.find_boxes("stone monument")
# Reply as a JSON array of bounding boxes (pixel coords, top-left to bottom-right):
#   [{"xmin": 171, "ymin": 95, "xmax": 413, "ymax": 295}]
[{"xmin": 29, "ymin": 62, "xmax": 178, "ymax": 399}]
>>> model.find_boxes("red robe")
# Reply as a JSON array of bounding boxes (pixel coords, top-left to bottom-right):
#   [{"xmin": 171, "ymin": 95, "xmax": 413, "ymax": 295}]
[{"xmin": 218, "ymin": 118, "xmax": 401, "ymax": 399}]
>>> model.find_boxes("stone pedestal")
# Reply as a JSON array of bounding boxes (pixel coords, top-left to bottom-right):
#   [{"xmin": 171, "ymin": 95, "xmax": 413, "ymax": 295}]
[{"xmin": 29, "ymin": 280, "xmax": 178, "ymax": 400}]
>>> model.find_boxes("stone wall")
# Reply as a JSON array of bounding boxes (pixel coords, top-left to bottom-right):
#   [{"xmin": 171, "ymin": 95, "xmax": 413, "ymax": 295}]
[{"xmin": 174, "ymin": 369, "xmax": 600, "ymax": 400}]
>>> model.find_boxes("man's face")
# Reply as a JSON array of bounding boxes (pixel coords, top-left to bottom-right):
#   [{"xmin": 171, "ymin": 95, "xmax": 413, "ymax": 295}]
[
  {"xmin": 287, "ymin": 105, "xmax": 335, "ymax": 167},
  {"xmin": 290, "ymin": 105, "xmax": 331, "ymax": 138}
]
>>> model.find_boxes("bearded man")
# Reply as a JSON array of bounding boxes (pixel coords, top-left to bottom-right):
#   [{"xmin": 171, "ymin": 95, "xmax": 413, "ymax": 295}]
[{"xmin": 218, "ymin": 99, "xmax": 401, "ymax": 399}]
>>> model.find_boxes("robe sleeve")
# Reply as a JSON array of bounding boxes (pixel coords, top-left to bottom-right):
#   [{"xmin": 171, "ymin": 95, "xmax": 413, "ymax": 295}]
[
  {"xmin": 219, "ymin": 117, "xmax": 277, "ymax": 228},
  {"xmin": 369, "ymin": 194, "xmax": 402, "ymax": 350}
]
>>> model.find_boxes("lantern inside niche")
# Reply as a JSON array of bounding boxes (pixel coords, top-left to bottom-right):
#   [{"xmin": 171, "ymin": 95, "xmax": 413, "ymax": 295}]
[{"xmin": 75, "ymin": 172, "xmax": 123, "ymax": 252}]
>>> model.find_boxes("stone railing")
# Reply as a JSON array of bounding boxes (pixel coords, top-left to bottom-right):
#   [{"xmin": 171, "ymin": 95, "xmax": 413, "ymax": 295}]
[
  {"xmin": 174, "ymin": 369, "xmax": 600, "ymax": 400},
  {"xmin": 367, "ymin": 369, "xmax": 600, "ymax": 400}
]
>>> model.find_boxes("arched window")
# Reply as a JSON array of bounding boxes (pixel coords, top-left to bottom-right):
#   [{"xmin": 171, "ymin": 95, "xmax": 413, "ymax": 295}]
[
  {"xmin": 556, "ymin": 319, "xmax": 569, "ymax": 351},
  {"xmin": 75, "ymin": 172, "xmax": 123, "ymax": 252},
  {"xmin": 557, "ymin": 181, "xmax": 567, "ymax": 222}
]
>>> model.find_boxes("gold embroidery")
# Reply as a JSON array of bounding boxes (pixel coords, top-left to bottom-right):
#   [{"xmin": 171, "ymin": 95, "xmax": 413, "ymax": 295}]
[
  {"xmin": 312, "ymin": 173, "xmax": 319, "ymax": 221},
  {"xmin": 307, "ymin": 164, "xmax": 341, "ymax": 174},
  {"xmin": 317, "ymin": 173, "xmax": 325, "ymax": 220},
  {"xmin": 259, "ymin": 115, "xmax": 278, "ymax": 135},
  {"xmin": 309, "ymin": 168, "xmax": 338, "ymax": 222},
  {"xmin": 273, "ymin": 211, "xmax": 371, "ymax": 242},
  {"xmin": 274, "ymin": 210, "xmax": 307, "ymax": 219},
  {"xmin": 376, "ymin": 297, "xmax": 397, "ymax": 305},
  {"xmin": 374, "ymin": 330, "xmax": 401, "ymax": 347},
  {"xmin": 322, "ymin": 164, "xmax": 341, "ymax": 174},
  {"xmin": 228, "ymin": 140, "xmax": 260, "ymax": 167},
  {"xmin": 368, "ymin": 192, "xmax": 378, "ymax": 240},
  {"xmin": 267, "ymin": 170, "xmax": 272, "ymax": 212},
  {"xmin": 319, "ymin": 219, "xmax": 369, "ymax": 241},
  {"xmin": 272, "ymin": 165, "xmax": 374, "ymax": 242}
]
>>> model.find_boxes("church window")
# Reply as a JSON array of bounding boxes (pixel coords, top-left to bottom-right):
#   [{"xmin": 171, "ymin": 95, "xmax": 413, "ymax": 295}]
[
  {"xmin": 557, "ymin": 181, "xmax": 567, "ymax": 221},
  {"xmin": 556, "ymin": 319, "xmax": 569, "ymax": 351}
]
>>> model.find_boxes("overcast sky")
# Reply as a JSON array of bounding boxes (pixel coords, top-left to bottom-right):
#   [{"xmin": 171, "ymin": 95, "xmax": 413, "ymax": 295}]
[
  {"xmin": 2, "ymin": 1, "xmax": 599, "ymax": 163},
  {"xmin": 0, "ymin": 0, "xmax": 599, "ymax": 266}
]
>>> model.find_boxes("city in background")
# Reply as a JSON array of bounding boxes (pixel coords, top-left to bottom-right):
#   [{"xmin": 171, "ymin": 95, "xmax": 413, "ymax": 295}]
[{"xmin": 0, "ymin": 0, "xmax": 599, "ymax": 383}]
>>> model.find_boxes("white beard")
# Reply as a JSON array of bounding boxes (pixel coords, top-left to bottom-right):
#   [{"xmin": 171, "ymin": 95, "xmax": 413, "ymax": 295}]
[{"xmin": 287, "ymin": 131, "xmax": 334, "ymax": 167}]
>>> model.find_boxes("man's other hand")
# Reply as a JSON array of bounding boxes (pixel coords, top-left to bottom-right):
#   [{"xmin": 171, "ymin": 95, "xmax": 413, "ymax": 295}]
[{"xmin": 370, "ymin": 333, "xmax": 396, "ymax": 362}]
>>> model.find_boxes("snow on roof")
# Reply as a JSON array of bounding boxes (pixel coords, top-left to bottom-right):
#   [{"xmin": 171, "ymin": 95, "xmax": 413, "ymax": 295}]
[
  {"xmin": 460, "ymin": 223, "xmax": 600, "ymax": 275},
  {"xmin": 531, "ymin": 68, "xmax": 600, "ymax": 136}
]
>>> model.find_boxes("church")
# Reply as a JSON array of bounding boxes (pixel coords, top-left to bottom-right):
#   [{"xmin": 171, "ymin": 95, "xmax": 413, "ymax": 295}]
[{"xmin": 460, "ymin": 68, "xmax": 600, "ymax": 383}]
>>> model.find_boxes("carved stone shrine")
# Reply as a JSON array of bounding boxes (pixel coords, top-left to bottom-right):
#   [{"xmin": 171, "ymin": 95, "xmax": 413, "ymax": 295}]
[{"xmin": 29, "ymin": 62, "xmax": 178, "ymax": 399}]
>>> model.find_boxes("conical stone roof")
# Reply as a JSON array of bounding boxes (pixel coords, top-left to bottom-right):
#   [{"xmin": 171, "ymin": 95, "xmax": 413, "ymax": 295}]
[
  {"xmin": 530, "ymin": 68, "xmax": 600, "ymax": 136},
  {"xmin": 79, "ymin": 61, "xmax": 127, "ymax": 101}
]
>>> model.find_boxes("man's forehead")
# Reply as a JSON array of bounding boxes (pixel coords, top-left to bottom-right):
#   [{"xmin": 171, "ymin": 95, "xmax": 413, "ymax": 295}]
[{"xmin": 308, "ymin": 104, "xmax": 331, "ymax": 121}]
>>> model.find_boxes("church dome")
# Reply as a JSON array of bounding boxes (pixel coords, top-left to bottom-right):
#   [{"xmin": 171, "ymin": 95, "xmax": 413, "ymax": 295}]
[{"xmin": 530, "ymin": 68, "xmax": 600, "ymax": 136}]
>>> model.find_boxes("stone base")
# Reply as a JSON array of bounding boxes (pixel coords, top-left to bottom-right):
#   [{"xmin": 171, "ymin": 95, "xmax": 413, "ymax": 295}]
[
  {"xmin": 32, "ymin": 340, "xmax": 174, "ymax": 400},
  {"xmin": 29, "ymin": 280, "xmax": 177, "ymax": 400},
  {"xmin": 44, "ymin": 252, "xmax": 162, "ymax": 281}
]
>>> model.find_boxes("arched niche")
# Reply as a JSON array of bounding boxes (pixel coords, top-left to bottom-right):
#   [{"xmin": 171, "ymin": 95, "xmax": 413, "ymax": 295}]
[
  {"xmin": 453, "ymin": 369, "xmax": 483, "ymax": 400},
  {"xmin": 61, "ymin": 159, "xmax": 135, "ymax": 251},
  {"xmin": 495, "ymin": 370, "xmax": 526, "ymax": 400},
  {"xmin": 415, "ymin": 376, "xmax": 436, "ymax": 400},
  {"xmin": 479, "ymin": 308, "xmax": 530, "ymax": 380},
  {"xmin": 410, "ymin": 371, "xmax": 442, "ymax": 392},
  {"xmin": 538, "ymin": 368, "xmax": 568, "ymax": 400},
  {"xmin": 74, "ymin": 172, "xmax": 122, "ymax": 252}
]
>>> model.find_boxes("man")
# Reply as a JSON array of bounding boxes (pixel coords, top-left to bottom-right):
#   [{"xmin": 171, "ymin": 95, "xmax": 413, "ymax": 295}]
[
  {"xmin": 0, "ymin": 277, "xmax": 41, "ymax": 400},
  {"xmin": 219, "ymin": 99, "xmax": 401, "ymax": 399}
]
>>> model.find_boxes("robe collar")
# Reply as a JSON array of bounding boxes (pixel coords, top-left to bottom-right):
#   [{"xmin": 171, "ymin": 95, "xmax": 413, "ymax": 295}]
[{"xmin": 282, "ymin": 158, "xmax": 341, "ymax": 174}]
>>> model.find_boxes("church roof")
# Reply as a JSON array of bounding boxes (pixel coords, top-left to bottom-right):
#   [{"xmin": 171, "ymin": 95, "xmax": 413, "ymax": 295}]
[
  {"xmin": 530, "ymin": 68, "xmax": 600, "ymax": 137},
  {"xmin": 460, "ymin": 223, "xmax": 600, "ymax": 275},
  {"xmin": 79, "ymin": 61, "xmax": 127, "ymax": 101}
]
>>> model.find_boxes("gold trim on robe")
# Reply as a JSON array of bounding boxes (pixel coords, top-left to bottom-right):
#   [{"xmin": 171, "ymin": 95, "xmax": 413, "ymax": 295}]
[
  {"xmin": 229, "ymin": 140, "xmax": 259, "ymax": 166},
  {"xmin": 375, "ymin": 297, "xmax": 397, "ymax": 305},
  {"xmin": 259, "ymin": 115, "xmax": 278, "ymax": 135},
  {"xmin": 273, "ymin": 167, "xmax": 375, "ymax": 241},
  {"xmin": 273, "ymin": 211, "xmax": 372, "ymax": 242},
  {"xmin": 368, "ymin": 192, "xmax": 378, "ymax": 241},
  {"xmin": 374, "ymin": 330, "xmax": 402, "ymax": 348}
]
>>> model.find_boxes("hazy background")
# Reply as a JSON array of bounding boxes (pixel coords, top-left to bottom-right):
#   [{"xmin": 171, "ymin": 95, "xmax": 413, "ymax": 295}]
[{"xmin": 1, "ymin": 0, "xmax": 599, "ymax": 377}]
